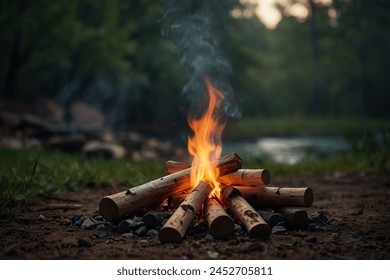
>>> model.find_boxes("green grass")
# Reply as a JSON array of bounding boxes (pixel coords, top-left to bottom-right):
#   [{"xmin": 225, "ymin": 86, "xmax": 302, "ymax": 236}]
[
  {"xmin": 224, "ymin": 116, "xmax": 390, "ymax": 139},
  {"xmin": 1, "ymin": 129, "xmax": 388, "ymax": 209},
  {"xmin": 0, "ymin": 149, "xmax": 164, "ymax": 209}
]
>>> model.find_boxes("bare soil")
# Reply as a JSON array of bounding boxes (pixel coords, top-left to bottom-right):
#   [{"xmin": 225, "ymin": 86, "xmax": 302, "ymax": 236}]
[{"xmin": 1, "ymin": 172, "xmax": 389, "ymax": 260}]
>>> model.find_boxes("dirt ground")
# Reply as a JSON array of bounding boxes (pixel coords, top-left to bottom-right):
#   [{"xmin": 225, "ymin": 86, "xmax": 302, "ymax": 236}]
[{"xmin": 1, "ymin": 171, "xmax": 389, "ymax": 260}]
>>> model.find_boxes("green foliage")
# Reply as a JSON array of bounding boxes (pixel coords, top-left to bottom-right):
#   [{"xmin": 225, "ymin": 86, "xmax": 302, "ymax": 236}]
[
  {"xmin": 0, "ymin": 149, "xmax": 163, "ymax": 209},
  {"xmin": 1, "ymin": 0, "xmax": 389, "ymax": 127}
]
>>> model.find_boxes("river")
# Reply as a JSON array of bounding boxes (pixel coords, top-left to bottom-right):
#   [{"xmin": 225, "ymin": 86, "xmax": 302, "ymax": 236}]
[{"xmin": 222, "ymin": 135, "xmax": 350, "ymax": 165}]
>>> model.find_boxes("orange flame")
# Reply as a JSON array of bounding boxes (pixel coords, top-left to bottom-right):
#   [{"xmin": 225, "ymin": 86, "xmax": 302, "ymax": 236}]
[{"xmin": 187, "ymin": 76, "xmax": 226, "ymax": 197}]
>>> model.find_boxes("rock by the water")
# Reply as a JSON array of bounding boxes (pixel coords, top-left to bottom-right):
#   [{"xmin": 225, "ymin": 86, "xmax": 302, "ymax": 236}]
[{"xmin": 83, "ymin": 141, "xmax": 126, "ymax": 159}]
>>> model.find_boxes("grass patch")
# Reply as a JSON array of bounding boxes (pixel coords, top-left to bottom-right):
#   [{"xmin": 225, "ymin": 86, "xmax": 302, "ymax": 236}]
[
  {"xmin": 0, "ymin": 149, "xmax": 164, "ymax": 209},
  {"xmin": 1, "ymin": 130, "xmax": 388, "ymax": 209}
]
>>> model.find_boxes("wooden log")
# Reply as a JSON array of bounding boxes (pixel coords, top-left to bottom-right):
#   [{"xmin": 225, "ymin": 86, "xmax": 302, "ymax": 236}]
[
  {"xmin": 276, "ymin": 207, "xmax": 310, "ymax": 229},
  {"xmin": 205, "ymin": 197, "xmax": 234, "ymax": 239},
  {"xmin": 99, "ymin": 153, "xmax": 242, "ymax": 222},
  {"xmin": 235, "ymin": 186, "xmax": 313, "ymax": 207},
  {"xmin": 159, "ymin": 181, "xmax": 213, "ymax": 243},
  {"xmin": 221, "ymin": 186, "xmax": 271, "ymax": 239},
  {"xmin": 165, "ymin": 160, "xmax": 270, "ymax": 187}
]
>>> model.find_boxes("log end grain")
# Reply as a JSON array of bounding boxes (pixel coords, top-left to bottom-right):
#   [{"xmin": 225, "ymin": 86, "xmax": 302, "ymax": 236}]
[
  {"xmin": 158, "ymin": 226, "xmax": 183, "ymax": 243},
  {"xmin": 99, "ymin": 197, "xmax": 119, "ymax": 223},
  {"xmin": 248, "ymin": 223, "xmax": 271, "ymax": 239},
  {"xmin": 261, "ymin": 169, "xmax": 271, "ymax": 185},
  {"xmin": 209, "ymin": 215, "xmax": 234, "ymax": 239},
  {"xmin": 304, "ymin": 187, "xmax": 314, "ymax": 207}
]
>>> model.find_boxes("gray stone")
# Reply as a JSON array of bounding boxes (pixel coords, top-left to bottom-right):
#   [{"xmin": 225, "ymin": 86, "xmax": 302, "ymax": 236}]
[
  {"xmin": 81, "ymin": 218, "xmax": 96, "ymax": 229},
  {"xmin": 0, "ymin": 138, "xmax": 23, "ymax": 149},
  {"xmin": 310, "ymin": 211, "xmax": 329, "ymax": 225},
  {"xmin": 93, "ymin": 231, "xmax": 108, "ymax": 239},
  {"xmin": 135, "ymin": 226, "xmax": 147, "ymax": 237},
  {"xmin": 142, "ymin": 210, "xmax": 163, "ymax": 229},
  {"xmin": 121, "ymin": 232, "xmax": 135, "ymax": 240},
  {"xmin": 83, "ymin": 141, "xmax": 127, "ymax": 159},
  {"xmin": 70, "ymin": 102, "xmax": 105, "ymax": 132},
  {"xmin": 258, "ymin": 210, "xmax": 286, "ymax": 227},
  {"xmin": 204, "ymin": 234, "xmax": 214, "ymax": 241},
  {"xmin": 146, "ymin": 229, "xmax": 159, "ymax": 238},
  {"xmin": 295, "ymin": 230, "xmax": 308, "ymax": 238},
  {"xmin": 72, "ymin": 214, "xmax": 88, "ymax": 226},
  {"xmin": 117, "ymin": 219, "xmax": 136, "ymax": 233},
  {"xmin": 234, "ymin": 224, "xmax": 243, "ymax": 235},
  {"xmin": 32, "ymin": 98, "xmax": 65, "ymax": 123},
  {"xmin": 330, "ymin": 233, "xmax": 342, "ymax": 243},
  {"xmin": 272, "ymin": 226, "xmax": 287, "ymax": 234}
]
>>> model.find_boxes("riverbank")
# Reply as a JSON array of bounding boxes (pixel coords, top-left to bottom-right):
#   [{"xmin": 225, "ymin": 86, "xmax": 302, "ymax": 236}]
[{"xmin": 223, "ymin": 116, "xmax": 390, "ymax": 140}]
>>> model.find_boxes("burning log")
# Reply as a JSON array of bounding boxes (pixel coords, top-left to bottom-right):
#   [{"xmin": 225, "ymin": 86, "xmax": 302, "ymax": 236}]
[
  {"xmin": 204, "ymin": 196, "xmax": 234, "ymax": 239},
  {"xmin": 277, "ymin": 207, "xmax": 310, "ymax": 229},
  {"xmin": 221, "ymin": 186, "xmax": 271, "ymax": 239},
  {"xmin": 165, "ymin": 160, "xmax": 270, "ymax": 187},
  {"xmin": 235, "ymin": 186, "xmax": 313, "ymax": 208},
  {"xmin": 159, "ymin": 181, "xmax": 213, "ymax": 243},
  {"xmin": 99, "ymin": 153, "xmax": 242, "ymax": 222}
]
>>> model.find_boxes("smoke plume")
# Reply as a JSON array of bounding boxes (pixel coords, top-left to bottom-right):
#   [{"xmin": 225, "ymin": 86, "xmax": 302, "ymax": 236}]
[{"xmin": 161, "ymin": 0, "xmax": 241, "ymax": 119}]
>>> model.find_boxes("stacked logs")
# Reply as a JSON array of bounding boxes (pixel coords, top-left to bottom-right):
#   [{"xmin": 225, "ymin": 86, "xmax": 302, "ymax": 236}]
[{"xmin": 99, "ymin": 153, "xmax": 314, "ymax": 243}]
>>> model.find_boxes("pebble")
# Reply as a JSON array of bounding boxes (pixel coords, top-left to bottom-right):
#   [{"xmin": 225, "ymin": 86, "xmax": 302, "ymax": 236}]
[
  {"xmin": 121, "ymin": 232, "xmax": 135, "ymax": 239},
  {"xmin": 93, "ymin": 231, "xmax": 108, "ymax": 239},
  {"xmin": 72, "ymin": 214, "xmax": 88, "ymax": 226},
  {"xmin": 204, "ymin": 234, "xmax": 214, "ymax": 242},
  {"xmin": 81, "ymin": 218, "xmax": 96, "ymax": 229},
  {"xmin": 135, "ymin": 226, "xmax": 147, "ymax": 237},
  {"xmin": 330, "ymin": 233, "xmax": 342, "ymax": 243},
  {"xmin": 272, "ymin": 226, "xmax": 287, "ymax": 234},
  {"xmin": 295, "ymin": 230, "xmax": 308, "ymax": 238},
  {"xmin": 233, "ymin": 224, "xmax": 242, "ymax": 235},
  {"xmin": 258, "ymin": 210, "xmax": 286, "ymax": 227},
  {"xmin": 92, "ymin": 213, "xmax": 105, "ymax": 222},
  {"xmin": 140, "ymin": 240, "xmax": 150, "ymax": 248},
  {"xmin": 146, "ymin": 229, "xmax": 159, "ymax": 238},
  {"xmin": 207, "ymin": 251, "xmax": 219, "ymax": 259},
  {"xmin": 142, "ymin": 211, "xmax": 163, "ymax": 229},
  {"xmin": 309, "ymin": 211, "xmax": 329, "ymax": 225}
]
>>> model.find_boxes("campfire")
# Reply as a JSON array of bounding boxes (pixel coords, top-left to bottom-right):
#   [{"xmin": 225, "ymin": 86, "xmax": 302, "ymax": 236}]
[{"xmin": 99, "ymin": 77, "xmax": 314, "ymax": 243}]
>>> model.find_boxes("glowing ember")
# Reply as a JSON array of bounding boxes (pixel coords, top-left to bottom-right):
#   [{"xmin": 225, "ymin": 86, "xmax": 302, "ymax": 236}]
[{"xmin": 187, "ymin": 76, "xmax": 226, "ymax": 197}]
